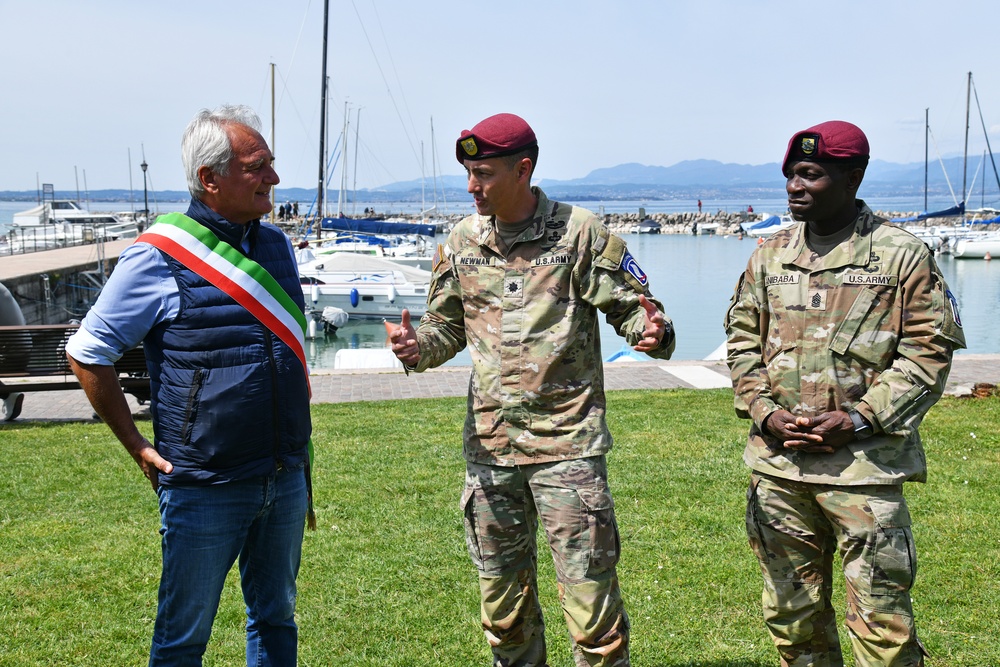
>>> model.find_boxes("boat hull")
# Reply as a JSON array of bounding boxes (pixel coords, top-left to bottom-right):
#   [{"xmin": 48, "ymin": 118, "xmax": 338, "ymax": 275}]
[
  {"xmin": 304, "ymin": 284, "xmax": 427, "ymax": 319},
  {"xmin": 953, "ymin": 235, "xmax": 1000, "ymax": 258}
]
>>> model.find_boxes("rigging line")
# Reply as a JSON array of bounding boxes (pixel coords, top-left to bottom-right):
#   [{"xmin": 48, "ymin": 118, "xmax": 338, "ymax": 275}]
[
  {"xmin": 368, "ymin": 0, "xmax": 420, "ymax": 142},
  {"xmin": 275, "ymin": 66, "xmax": 320, "ymax": 179},
  {"xmin": 348, "ymin": 0, "xmax": 421, "ymax": 168},
  {"xmin": 431, "ymin": 120, "xmax": 448, "ymax": 209},
  {"xmin": 967, "ymin": 153, "xmax": 983, "ymax": 204},
  {"xmin": 257, "ymin": 63, "xmax": 271, "ymax": 126},
  {"xmin": 278, "ymin": 0, "xmax": 314, "ymax": 109},
  {"xmin": 927, "ymin": 127, "xmax": 960, "ymax": 206},
  {"xmin": 971, "ymin": 77, "xmax": 1000, "ymax": 197}
]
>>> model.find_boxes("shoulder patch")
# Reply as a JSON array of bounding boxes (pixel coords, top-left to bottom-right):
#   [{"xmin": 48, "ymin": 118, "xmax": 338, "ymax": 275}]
[
  {"xmin": 621, "ymin": 250, "xmax": 647, "ymax": 287},
  {"xmin": 946, "ymin": 289, "xmax": 962, "ymax": 328},
  {"xmin": 432, "ymin": 243, "xmax": 447, "ymax": 273}
]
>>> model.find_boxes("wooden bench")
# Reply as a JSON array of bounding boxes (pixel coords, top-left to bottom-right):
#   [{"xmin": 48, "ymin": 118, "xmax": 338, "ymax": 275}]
[{"xmin": 0, "ymin": 324, "xmax": 151, "ymax": 419}]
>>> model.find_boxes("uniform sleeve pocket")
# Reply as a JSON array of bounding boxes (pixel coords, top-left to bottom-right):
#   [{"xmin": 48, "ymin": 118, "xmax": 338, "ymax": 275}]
[
  {"xmin": 578, "ymin": 486, "xmax": 620, "ymax": 575},
  {"xmin": 829, "ymin": 287, "xmax": 896, "ymax": 368},
  {"xmin": 867, "ymin": 497, "xmax": 916, "ymax": 598}
]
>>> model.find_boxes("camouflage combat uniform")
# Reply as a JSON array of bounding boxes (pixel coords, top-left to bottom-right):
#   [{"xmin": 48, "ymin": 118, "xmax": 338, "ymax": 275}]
[
  {"xmin": 724, "ymin": 202, "xmax": 965, "ymax": 667},
  {"xmin": 412, "ymin": 187, "xmax": 675, "ymax": 667}
]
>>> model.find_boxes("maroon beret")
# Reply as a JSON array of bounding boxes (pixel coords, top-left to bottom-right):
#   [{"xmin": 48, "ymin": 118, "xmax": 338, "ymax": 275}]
[
  {"xmin": 782, "ymin": 120, "xmax": 870, "ymax": 176},
  {"xmin": 456, "ymin": 113, "xmax": 537, "ymax": 164}
]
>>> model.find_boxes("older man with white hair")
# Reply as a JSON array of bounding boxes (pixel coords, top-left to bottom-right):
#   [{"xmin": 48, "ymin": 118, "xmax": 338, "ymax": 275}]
[{"xmin": 67, "ymin": 105, "xmax": 312, "ymax": 666}]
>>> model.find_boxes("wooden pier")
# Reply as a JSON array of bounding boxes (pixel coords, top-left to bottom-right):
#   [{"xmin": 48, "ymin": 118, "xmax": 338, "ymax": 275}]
[{"xmin": 0, "ymin": 240, "xmax": 133, "ymax": 323}]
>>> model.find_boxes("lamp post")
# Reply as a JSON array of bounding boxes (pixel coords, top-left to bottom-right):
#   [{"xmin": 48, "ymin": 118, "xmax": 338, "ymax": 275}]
[{"xmin": 140, "ymin": 160, "xmax": 149, "ymax": 233}]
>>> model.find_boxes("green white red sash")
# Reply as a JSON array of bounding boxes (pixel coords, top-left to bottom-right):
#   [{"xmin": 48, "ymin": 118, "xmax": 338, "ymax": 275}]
[{"xmin": 135, "ymin": 213, "xmax": 309, "ymax": 378}]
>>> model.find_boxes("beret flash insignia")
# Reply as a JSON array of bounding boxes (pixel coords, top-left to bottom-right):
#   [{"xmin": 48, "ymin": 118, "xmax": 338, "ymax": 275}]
[
  {"xmin": 461, "ymin": 137, "xmax": 478, "ymax": 156},
  {"xmin": 801, "ymin": 136, "xmax": 817, "ymax": 156}
]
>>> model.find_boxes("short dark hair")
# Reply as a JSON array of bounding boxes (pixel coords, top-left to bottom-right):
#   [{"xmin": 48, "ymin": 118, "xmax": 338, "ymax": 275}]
[{"xmin": 504, "ymin": 145, "xmax": 539, "ymax": 177}]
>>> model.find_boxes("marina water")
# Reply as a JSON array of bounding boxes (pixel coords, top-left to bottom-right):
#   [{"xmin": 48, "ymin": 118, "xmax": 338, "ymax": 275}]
[{"xmin": 2, "ymin": 198, "xmax": 995, "ymax": 366}]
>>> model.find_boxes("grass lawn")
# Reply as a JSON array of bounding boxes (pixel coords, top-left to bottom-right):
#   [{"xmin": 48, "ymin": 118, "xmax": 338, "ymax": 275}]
[{"xmin": 1, "ymin": 389, "xmax": 997, "ymax": 666}]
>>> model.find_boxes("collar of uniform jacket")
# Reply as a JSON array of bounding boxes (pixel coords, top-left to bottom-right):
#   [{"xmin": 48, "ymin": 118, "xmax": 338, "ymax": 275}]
[
  {"xmin": 476, "ymin": 186, "xmax": 556, "ymax": 252},
  {"xmin": 779, "ymin": 200, "xmax": 877, "ymax": 272}
]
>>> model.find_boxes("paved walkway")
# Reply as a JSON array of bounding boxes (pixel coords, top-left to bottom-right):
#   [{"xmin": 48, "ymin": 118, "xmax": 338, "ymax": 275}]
[{"xmin": 6, "ymin": 354, "xmax": 999, "ymax": 423}]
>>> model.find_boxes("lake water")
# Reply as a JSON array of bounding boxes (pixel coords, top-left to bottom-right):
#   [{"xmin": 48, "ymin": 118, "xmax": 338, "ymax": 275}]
[
  {"xmin": 303, "ymin": 222, "xmax": 995, "ymax": 367},
  {"xmin": 1, "ymin": 198, "xmax": 994, "ymax": 365}
]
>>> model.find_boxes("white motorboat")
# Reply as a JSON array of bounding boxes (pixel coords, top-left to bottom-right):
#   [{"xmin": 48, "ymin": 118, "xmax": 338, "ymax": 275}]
[
  {"xmin": 10, "ymin": 200, "xmax": 139, "ymax": 251},
  {"xmin": 299, "ymin": 252, "xmax": 431, "ymax": 320},
  {"xmin": 294, "ymin": 233, "xmax": 433, "ymax": 271},
  {"xmin": 952, "ymin": 231, "xmax": 1000, "ymax": 259},
  {"xmin": 634, "ymin": 219, "xmax": 662, "ymax": 234},
  {"xmin": 741, "ymin": 214, "xmax": 796, "ymax": 237}
]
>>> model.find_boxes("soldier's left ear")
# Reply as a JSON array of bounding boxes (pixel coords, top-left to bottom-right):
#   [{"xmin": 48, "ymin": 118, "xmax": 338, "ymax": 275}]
[
  {"xmin": 516, "ymin": 157, "xmax": 533, "ymax": 183},
  {"xmin": 845, "ymin": 167, "xmax": 865, "ymax": 193}
]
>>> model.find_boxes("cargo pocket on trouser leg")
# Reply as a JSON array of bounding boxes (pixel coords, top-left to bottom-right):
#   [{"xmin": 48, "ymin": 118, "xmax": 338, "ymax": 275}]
[
  {"xmin": 460, "ymin": 480, "xmax": 484, "ymax": 570},
  {"xmin": 867, "ymin": 496, "xmax": 917, "ymax": 601},
  {"xmin": 578, "ymin": 485, "xmax": 621, "ymax": 577},
  {"xmin": 844, "ymin": 494, "xmax": 921, "ymax": 666},
  {"xmin": 745, "ymin": 475, "xmax": 770, "ymax": 565}
]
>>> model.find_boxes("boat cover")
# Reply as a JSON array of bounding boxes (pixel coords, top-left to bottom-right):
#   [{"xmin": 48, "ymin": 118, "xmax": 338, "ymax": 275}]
[
  {"xmin": 299, "ymin": 252, "xmax": 431, "ymax": 285},
  {"xmin": 741, "ymin": 215, "xmax": 781, "ymax": 231},
  {"xmin": 890, "ymin": 202, "xmax": 965, "ymax": 222},
  {"xmin": 320, "ymin": 216, "xmax": 436, "ymax": 237}
]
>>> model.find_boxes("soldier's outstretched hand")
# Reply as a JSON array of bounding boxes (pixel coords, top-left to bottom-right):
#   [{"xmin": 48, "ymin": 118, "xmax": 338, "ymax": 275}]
[
  {"xmin": 633, "ymin": 295, "xmax": 665, "ymax": 353},
  {"xmin": 387, "ymin": 309, "xmax": 421, "ymax": 366}
]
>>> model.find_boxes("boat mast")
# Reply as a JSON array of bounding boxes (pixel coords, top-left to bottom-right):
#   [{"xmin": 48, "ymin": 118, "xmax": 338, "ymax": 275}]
[
  {"xmin": 431, "ymin": 117, "xmax": 439, "ymax": 214},
  {"xmin": 316, "ymin": 0, "xmax": 329, "ymax": 239},
  {"xmin": 352, "ymin": 107, "xmax": 361, "ymax": 216},
  {"xmin": 270, "ymin": 62, "xmax": 276, "ymax": 220},
  {"xmin": 338, "ymin": 101, "xmax": 349, "ymax": 217},
  {"xmin": 128, "ymin": 148, "xmax": 135, "ymax": 216},
  {"xmin": 962, "ymin": 71, "xmax": 971, "ymax": 211},
  {"xmin": 924, "ymin": 108, "xmax": 929, "ymax": 212}
]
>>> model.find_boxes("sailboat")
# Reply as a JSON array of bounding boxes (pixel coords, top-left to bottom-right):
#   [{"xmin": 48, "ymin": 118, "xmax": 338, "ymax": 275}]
[
  {"xmin": 299, "ymin": 0, "xmax": 432, "ymax": 326},
  {"xmin": 893, "ymin": 73, "xmax": 1000, "ymax": 254}
]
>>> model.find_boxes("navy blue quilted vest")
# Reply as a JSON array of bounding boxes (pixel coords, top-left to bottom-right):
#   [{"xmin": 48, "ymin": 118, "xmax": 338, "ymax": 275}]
[{"xmin": 144, "ymin": 199, "xmax": 311, "ymax": 486}]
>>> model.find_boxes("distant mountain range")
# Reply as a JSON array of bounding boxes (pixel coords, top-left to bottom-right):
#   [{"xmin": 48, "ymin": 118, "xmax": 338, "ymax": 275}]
[{"xmin": 2, "ymin": 156, "xmax": 995, "ymax": 204}]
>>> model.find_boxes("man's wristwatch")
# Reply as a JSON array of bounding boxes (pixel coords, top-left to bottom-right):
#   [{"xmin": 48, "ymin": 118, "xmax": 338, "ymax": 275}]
[{"xmin": 848, "ymin": 410, "xmax": 874, "ymax": 440}]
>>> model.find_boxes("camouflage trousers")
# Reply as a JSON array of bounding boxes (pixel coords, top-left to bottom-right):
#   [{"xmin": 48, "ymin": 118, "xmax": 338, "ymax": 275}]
[
  {"xmin": 461, "ymin": 456, "xmax": 629, "ymax": 667},
  {"xmin": 746, "ymin": 473, "xmax": 927, "ymax": 667}
]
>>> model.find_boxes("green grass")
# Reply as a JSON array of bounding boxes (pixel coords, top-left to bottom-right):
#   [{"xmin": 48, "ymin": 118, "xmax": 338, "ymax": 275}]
[{"xmin": 1, "ymin": 389, "xmax": 998, "ymax": 666}]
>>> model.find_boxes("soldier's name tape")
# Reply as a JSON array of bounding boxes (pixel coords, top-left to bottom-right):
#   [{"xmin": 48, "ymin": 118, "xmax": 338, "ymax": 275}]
[
  {"xmin": 766, "ymin": 273, "xmax": 899, "ymax": 287},
  {"xmin": 456, "ymin": 254, "xmax": 575, "ymax": 267}
]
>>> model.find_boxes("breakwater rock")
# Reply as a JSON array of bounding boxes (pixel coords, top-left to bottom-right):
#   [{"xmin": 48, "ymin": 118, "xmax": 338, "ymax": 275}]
[{"xmin": 602, "ymin": 210, "xmax": 947, "ymax": 236}]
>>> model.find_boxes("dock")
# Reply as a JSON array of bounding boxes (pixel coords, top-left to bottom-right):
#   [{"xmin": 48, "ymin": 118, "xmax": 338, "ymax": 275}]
[{"xmin": 0, "ymin": 240, "xmax": 132, "ymax": 323}]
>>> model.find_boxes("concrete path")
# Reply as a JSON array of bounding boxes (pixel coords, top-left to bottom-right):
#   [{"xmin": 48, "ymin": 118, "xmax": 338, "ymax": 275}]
[{"xmin": 5, "ymin": 355, "xmax": 998, "ymax": 423}]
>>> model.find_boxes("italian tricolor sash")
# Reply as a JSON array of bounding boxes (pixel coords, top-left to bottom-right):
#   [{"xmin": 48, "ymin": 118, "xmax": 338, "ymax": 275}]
[
  {"xmin": 137, "ymin": 212, "xmax": 317, "ymax": 529},
  {"xmin": 136, "ymin": 213, "xmax": 309, "ymax": 379}
]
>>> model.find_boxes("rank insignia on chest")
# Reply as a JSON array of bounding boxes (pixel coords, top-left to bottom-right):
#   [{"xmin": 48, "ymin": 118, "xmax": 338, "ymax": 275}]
[
  {"xmin": 504, "ymin": 277, "xmax": 523, "ymax": 297},
  {"xmin": 806, "ymin": 290, "xmax": 827, "ymax": 310},
  {"xmin": 621, "ymin": 250, "xmax": 648, "ymax": 286}
]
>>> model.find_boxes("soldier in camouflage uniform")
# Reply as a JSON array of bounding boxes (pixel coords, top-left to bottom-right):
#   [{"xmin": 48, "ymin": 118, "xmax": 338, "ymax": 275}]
[
  {"xmin": 724, "ymin": 121, "xmax": 966, "ymax": 667},
  {"xmin": 389, "ymin": 113, "xmax": 676, "ymax": 667}
]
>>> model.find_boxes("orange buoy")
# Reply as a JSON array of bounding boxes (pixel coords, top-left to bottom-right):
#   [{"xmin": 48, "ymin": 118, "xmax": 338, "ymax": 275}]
[{"xmin": 985, "ymin": 252, "xmax": 992, "ymax": 261}]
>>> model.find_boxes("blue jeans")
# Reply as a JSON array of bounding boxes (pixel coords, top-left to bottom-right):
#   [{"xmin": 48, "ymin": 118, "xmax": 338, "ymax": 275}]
[{"xmin": 149, "ymin": 466, "xmax": 307, "ymax": 667}]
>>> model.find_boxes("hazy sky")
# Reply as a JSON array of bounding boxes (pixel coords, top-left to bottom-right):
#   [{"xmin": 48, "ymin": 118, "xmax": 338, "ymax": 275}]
[{"xmin": 3, "ymin": 0, "xmax": 999, "ymax": 194}]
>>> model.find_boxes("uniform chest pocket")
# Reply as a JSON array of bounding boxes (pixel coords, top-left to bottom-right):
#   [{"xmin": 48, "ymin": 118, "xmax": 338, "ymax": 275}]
[
  {"xmin": 763, "ymin": 286, "xmax": 798, "ymax": 365},
  {"xmin": 828, "ymin": 287, "xmax": 898, "ymax": 369}
]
